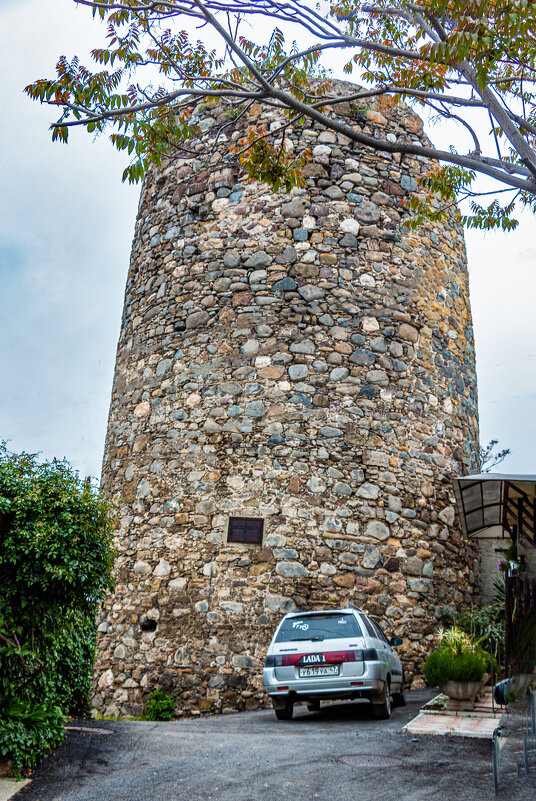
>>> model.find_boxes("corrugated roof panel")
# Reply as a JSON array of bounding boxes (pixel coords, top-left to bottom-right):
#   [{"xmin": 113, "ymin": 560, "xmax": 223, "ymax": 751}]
[{"xmin": 452, "ymin": 475, "xmax": 535, "ymax": 546}]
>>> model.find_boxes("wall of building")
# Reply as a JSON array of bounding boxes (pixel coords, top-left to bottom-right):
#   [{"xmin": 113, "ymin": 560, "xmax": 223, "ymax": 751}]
[
  {"xmin": 478, "ymin": 531, "xmax": 506, "ymax": 604},
  {"xmin": 478, "ymin": 529, "xmax": 536, "ymax": 604},
  {"xmin": 94, "ymin": 85, "xmax": 480, "ymax": 717}
]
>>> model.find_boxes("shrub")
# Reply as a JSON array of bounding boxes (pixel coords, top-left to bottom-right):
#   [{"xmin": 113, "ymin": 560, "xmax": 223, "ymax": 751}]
[
  {"xmin": 0, "ymin": 445, "xmax": 115, "ymax": 773},
  {"xmin": 477, "ymin": 649, "xmax": 499, "ymax": 676},
  {"xmin": 424, "ymin": 648, "xmax": 487, "ymax": 686},
  {"xmin": 424, "ymin": 649, "xmax": 454, "ymax": 686},
  {"xmin": 0, "ymin": 701, "xmax": 65, "ymax": 778},
  {"xmin": 145, "ymin": 689, "xmax": 176, "ymax": 721}
]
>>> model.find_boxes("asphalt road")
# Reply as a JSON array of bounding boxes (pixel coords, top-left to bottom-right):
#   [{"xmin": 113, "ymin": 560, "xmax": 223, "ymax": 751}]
[{"xmin": 15, "ymin": 691, "xmax": 534, "ymax": 801}]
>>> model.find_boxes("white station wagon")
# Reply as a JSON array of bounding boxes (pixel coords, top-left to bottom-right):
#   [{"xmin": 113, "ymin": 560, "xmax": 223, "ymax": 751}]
[{"xmin": 262, "ymin": 607, "xmax": 405, "ymax": 720}]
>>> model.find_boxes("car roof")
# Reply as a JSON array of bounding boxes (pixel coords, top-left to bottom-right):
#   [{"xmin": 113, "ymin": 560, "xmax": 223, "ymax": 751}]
[{"xmin": 282, "ymin": 607, "xmax": 364, "ymax": 619}]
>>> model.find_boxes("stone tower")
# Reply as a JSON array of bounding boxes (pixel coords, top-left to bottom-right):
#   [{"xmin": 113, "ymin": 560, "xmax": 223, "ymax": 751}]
[{"xmin": 94, "ymin": 83, "xmax": 480, "ymax": 718}]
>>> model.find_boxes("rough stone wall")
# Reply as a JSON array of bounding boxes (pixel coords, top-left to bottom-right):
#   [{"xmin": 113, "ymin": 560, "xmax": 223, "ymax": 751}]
[{"xmin": 94, "ymin": 85, "xmax": 480, "ymax": 717}]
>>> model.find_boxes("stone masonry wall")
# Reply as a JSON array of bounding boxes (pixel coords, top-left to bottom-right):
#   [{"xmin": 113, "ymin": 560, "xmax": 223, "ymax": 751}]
[{"xmin": 94, "ymin": 84, "xmax": 480, "ymax": 717}]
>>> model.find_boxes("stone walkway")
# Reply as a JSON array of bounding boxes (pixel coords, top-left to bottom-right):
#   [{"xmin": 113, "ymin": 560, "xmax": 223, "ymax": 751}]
[
  {"xmin": 405, "ymin": 712, "xmax": 500, "ymax": 738},
  {"xmin": 405, "ymin": 690, "xmax": 503, "ymax": 739},
  {"xmin": 0, "ymin": 779, "xmax": 30, "ymax": 801}
]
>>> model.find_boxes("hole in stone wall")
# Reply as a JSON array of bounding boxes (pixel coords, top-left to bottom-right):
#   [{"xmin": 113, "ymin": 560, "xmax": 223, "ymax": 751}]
[
  {"xmin": 140, "ymin": 616, "xmax": 157, "ymax": 632},
  {"xmin": 228, "ymin": 517, "xmax": 264, "ymax": 545}
]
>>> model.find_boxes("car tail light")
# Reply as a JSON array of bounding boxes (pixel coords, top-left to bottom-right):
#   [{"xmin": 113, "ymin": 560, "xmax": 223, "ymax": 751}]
[
  {"xmin": 363, "ymin": 648, "xmax": 379, "ymax": 661},
  {"xmin": 345, "ymin": 650, "xmax": 364, "ymax": 662}
]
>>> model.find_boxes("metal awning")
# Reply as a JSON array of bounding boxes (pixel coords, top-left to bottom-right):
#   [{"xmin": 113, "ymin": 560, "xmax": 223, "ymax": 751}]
[{"xmin": 453, "ymin": 474, "xmax": 536, "ymax": 546}]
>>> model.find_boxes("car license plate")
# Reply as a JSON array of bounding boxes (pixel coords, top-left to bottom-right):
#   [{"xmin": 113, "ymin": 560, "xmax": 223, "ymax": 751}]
[{"xmin": 299, "ymin": 665, "xmax": 339, "ymax": 678}]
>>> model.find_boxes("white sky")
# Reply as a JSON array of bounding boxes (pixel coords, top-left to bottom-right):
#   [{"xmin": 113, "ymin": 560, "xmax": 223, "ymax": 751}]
[{"xmin": 1, "ymin": 0, "xmax": 534, "ymax": 479}]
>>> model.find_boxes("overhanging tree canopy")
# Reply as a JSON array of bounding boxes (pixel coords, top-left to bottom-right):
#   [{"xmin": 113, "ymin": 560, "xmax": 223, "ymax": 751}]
[{"xmin": 26, "ymin": 1, "xmax": 536, "ymax": 229}]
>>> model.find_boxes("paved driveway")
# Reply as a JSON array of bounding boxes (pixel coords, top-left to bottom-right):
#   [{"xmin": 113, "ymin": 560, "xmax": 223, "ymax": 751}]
[{"xmin": 16, "ymin": 692, "xmax": 532, "ymax": 801}]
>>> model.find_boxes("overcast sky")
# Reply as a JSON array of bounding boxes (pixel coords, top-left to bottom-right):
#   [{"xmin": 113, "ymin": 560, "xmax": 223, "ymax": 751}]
[{"xmin": 1, "ymin": 0, "xmax": 535, "ymax": 479}]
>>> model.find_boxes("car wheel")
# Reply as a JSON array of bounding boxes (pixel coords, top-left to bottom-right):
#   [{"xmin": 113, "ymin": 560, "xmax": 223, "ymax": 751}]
[
  {"xmin": 372, "ymin": 679, "xmax": 392, "ymax": 720},
  {"xmin": 307, "ymin": 702, "xmax": 320, "ymax": 712},
  {"xmin": 273, "ymin": 698, "xmax": 294, "ymax": 720},
  {"xmin": 392, "ymin": 673, "xmax": 407, "ymax": 707}
]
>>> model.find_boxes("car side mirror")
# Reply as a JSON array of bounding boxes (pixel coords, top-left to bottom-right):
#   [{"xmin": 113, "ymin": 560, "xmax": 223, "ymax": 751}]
[{"xmin": 390, "ymin": 637, "xmax": 403, "ymax": 647}]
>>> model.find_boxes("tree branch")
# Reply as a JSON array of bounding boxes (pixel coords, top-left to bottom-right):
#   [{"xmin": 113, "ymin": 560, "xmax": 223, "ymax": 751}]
[
  {"xmin": 0, "ymin": 631, "xmax": 44, "ymax": 691},
  {"xmin": 457, "ymin": 59, "xmax": 536, "ymax": 180},
  {"xmin": 428, "ymin": 101, "xmax": 481, "ymax": 155},
  {"xmin": 50, "ymin": 82, "xmax": 536, "ymax": 190},
  {"xmin": 31, "ymin": 0, "xmax": 536, "ymax": 207}
]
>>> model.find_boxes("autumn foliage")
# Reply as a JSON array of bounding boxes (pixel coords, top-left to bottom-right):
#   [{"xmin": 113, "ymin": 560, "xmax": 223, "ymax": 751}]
[{"xmin": 26, "ymin": 1, "xmax": 536, "ymax": 229}]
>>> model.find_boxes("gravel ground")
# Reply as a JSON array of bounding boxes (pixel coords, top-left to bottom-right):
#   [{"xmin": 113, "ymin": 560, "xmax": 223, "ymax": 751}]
[{"xmin": 14, "ymin": 691, "xmax": 535, "ymax": 801}]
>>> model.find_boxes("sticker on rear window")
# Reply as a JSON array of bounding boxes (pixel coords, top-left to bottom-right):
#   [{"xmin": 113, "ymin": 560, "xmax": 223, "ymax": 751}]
[{"xmin": 292, "ymin": 621, "xmax": 309, "ymax": 631}]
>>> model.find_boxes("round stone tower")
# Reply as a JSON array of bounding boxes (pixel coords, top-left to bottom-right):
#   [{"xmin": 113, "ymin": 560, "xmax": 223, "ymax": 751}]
[{"xmin": 94, "ymin": 83, "xmax": 480, "ymax": 717}]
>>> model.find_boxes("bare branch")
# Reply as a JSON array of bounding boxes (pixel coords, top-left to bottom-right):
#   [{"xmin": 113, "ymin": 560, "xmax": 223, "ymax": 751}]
[
  {"xmin": 427, "ymin": 101, "xmax": 481, "ymax": 155},
  {"xmin": 53, "ymin": 87, "xmax": 267, "ymax": 127},
  {"xmin": 458, "ymin": 59, "xmax": 536, "ymax": 180},
  {"xmin": 191, "ymin": 0, "xmax": 271, "ymax": 91},
  {"xmin": 51, "ymin": 82, "xmax": 536, "ymax": 190},
  {"xmin": 262, "ymin": 85, "xmax": 536, "ymax": 192}
]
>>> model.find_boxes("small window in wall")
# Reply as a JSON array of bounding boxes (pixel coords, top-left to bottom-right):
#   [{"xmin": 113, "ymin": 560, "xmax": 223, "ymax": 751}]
[{"xmin": 228, "ymin": 517, "xmax": 264, "ymax": 545}]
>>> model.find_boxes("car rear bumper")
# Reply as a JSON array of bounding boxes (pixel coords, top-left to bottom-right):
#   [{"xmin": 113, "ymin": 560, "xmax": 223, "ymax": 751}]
[{"xmin": 263, "ymin": 661, "xmax": 387, "ymax": 701}]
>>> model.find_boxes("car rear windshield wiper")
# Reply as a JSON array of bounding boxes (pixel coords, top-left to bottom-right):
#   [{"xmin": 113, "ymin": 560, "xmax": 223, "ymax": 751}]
[{"xmin": 289, "ymin": 635, "xmax": 325, "ymax": 641}]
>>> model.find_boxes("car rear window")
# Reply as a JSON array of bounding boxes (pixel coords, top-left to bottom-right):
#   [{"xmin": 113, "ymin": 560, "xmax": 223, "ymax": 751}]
[
  {"xmin": 361, "ymin": 615, "xmax": 377, "ymax": 638},
  {"xmin": 371, "ymin": 620, "xmax": 390, "ymax": 644},
  {"xmin": 275, "ymin": 613, "xmax": 362, "ymax": 643}
]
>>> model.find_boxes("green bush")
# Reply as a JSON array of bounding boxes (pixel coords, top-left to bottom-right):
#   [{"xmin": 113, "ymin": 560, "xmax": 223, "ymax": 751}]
[
  {"xmin": 477, "ymin": 648, "xmax": 499, "ymax": 676},
  {"xmin": 0, "ymin": 445, "xmax": 115, "ymax": 773},
  {"xmin": 145, "ymin": 689, "xmax": 176, "ymax": 721},
  {"xmin": 0, "ymin": 700, "xmax": 66, "ymax": 778},
  {"xmin": 423, "ymin": 648, "xmax": 487, "ymax": 686}
]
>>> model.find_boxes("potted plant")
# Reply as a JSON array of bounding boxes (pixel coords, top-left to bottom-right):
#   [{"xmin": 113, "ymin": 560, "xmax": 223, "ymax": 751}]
[{"xmin": 424, "ymin": 627, "xmax": 497, "ymax": 703}]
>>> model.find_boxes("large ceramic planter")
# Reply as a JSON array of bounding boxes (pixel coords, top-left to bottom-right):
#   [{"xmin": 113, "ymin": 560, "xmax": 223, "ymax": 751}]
[{"xmin": 440, "ymin": 674, "xmax": 490, "ymax": 702}]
